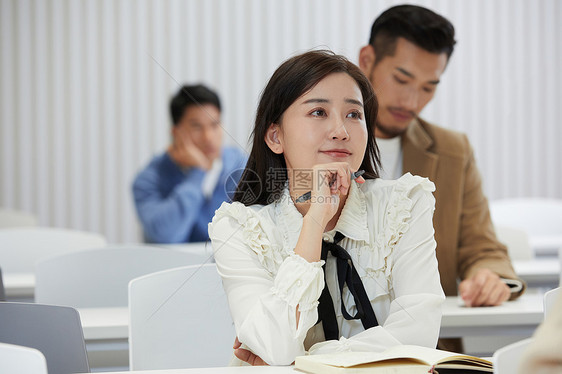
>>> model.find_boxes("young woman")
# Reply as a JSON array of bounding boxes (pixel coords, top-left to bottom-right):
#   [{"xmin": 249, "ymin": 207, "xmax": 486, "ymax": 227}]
[{"xmin": 209, "ymin": 50, "xmax": 444, "ymax": 366}]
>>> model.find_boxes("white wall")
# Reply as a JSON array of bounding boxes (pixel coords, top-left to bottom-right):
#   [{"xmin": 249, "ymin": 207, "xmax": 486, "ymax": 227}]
[{"xmin": 1, "ymin": 0, "xmax": 560, "ymax": 243}]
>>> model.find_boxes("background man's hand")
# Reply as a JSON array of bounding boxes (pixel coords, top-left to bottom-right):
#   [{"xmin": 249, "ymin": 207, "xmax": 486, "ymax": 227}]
[
  {"xmin": 168, "ymin": 126, "xmax": 211, "ymax": 170},
  {"xmin": 233, "ymin": 337, "xmax": 268, "ymax": 366},
  {"xmin": 459, "ymin": 268, "xmax": 511, "ymax": 307}
]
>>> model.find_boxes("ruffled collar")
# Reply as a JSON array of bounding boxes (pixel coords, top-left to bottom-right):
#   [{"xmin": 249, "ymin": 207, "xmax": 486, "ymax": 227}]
[{"xmin": 275, "ymin": 181, "xmax": 370, "ymax": 248}]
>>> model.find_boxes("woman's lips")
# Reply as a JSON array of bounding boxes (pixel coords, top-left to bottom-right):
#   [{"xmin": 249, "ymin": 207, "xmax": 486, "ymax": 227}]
[{"xmin": 320, "ymin": 150, "xmax": 352, "ymax": 158}]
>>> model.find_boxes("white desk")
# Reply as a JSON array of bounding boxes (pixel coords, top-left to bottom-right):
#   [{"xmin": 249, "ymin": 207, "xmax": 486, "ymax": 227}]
[
  {"xmin": 440, "ymin": 292, "xmax": 544, "ymax": 338},
  {"xmin": 77, "ymin": 292, "xmax": 545, "ymax": 370},
  {"xmin": 513, "ymin": 257, "xmax": 560, "ymax": 289},
  {"xmin": 79, "ymin": 293, "xmax": 546, "ymax": 342},
  {"xmin": 530, "ymin": 235, "xmax": 562, "ymax": 257},
  {"xmin": 99, "ymin": 367, "xmax": 296, "ymax": 374}
]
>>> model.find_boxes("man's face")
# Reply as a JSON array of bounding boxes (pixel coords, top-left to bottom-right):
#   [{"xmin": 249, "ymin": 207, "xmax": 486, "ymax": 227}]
[
  {"xmin": 365, "ymin": 37, "xmax": 448, "ymax": 138},
  {"xmin": 176, "ymin": 104, "xmax": 223, "ymax": 161}
]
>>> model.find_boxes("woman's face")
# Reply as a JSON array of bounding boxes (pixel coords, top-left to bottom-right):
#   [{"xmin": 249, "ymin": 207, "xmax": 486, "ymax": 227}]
[{"xmin": 267, "ymin": 72, "xmax": 368, "ymax": 175}]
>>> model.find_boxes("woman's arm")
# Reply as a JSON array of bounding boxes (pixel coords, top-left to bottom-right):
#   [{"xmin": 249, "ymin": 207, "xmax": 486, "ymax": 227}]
[{"xmin": 210, "ymin": 209, "xmax": 324, "ymax": 365}]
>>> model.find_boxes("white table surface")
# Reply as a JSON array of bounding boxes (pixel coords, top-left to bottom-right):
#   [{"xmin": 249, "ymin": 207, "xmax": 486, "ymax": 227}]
[
  {"xmin": 90, "ymin": 367, "xmax": 297, "ymax": 374},
  {"xmin": 440, "ymin": 291, "xmax": 544, "ymax": 338},
  {"xmin": 530, "ymin": 235, "xmax": 562, "ymax": 256},
  {"xmin": 78, "ymin": 292, "xmax": 546, "ymax": 343},
  {"xmin": 512, "ymin": 257, "xmax": 560, "ymax": 288}
]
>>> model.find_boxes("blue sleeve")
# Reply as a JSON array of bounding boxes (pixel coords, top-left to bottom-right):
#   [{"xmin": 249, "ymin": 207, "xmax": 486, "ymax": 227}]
[{"xmin": 132, "ymin": 154, "xmax": 206, "ymax": 243}]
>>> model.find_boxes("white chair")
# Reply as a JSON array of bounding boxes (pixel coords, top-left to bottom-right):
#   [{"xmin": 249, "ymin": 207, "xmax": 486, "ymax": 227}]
[
  {"xmin": 490, "ymin": 198, "xmax": 562, "ymax": 256},
  {"xmin": 0, "ymin": 267, "xmax": 5, "ymax": 301},
  {"xmin": 129, "ymin": 263, "xmax": 235, "ymax": 370},
  {"xmin": 0, "ymin": 342, "xmax": 48, "ymax": 374},
  {"xmin": 559, "ymin": 246, "xmax": 562, "ymax": 287},
  {"xmin": 0, "ymin": 227, "xmax": 107, "ymax": 273},
  {"xmin": 35, "ymin": 245, "xmax": 210, "ymax": 307},
  {"xmin": 0, "ymin": 302, "xmax": 89, "ymax": 374},
  {"xmin": 494, "ymin": 224, "xmax": 533, "ymax": 261},
  {"xmin": 492, "ymin": 338, "xmax": 533, "ymax": 374},
  {"xmin": 544, "ymin": 287, "xmax": 560, "ymax": 317},
  {"xmin": 0, "ymin": 208, "xmax": 37, "ymax": 228}
]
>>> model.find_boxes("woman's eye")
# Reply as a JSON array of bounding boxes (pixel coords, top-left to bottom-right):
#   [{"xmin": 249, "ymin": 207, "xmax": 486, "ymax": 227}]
[
  {"xmin": 394, "ymin": 76, "xmax": 407, "ymax": 84},
  {"xmin": 310, "ymin": 109, "xmax": 326, "ymax": 117},
  {"xmin": 346, "ymin": 111, "xmax": 363, "ymax": 120}
]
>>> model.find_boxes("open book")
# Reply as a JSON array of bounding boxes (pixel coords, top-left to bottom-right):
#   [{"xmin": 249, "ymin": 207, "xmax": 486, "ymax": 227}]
[{"xmin": 294, "ymin": 345, "xmax": 492, "ymax": 373}]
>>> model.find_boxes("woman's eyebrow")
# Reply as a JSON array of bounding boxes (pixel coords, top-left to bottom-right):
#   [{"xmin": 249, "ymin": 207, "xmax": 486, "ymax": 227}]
[
  {"xmin": 302, "ymin": 98, "xmax": 363, "ymax": 107},
  {"xmin": 302, "ymin": 98, "xmax": 329, "ymax": 104},
  {"xmin": 345, "ymin": 98, "xmax": 363, "ymax": 107}
]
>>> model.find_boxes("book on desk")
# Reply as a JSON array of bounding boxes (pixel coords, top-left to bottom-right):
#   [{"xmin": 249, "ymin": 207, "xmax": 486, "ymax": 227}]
[{"xmin": 294, "ymin": 345, "xmax": 492, "ymax": 373}]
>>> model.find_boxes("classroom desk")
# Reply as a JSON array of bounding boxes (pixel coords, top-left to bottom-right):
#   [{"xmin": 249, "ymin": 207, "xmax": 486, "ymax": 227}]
[
  {"xmin": 512, "ymin": 257, "xmax": 560, "ymax": 289},
  {"xmin": 530, "ymin": 235, "xmax": 562, "ymax": 257},
  {"xmin": 97, "ymin": 366, "xmax": 296, "ymax": 374},
  {"xmin": 440, "ymin": 292, "xmax": 544, "ymax": 338},
  {"xmin": 78, "ymin": 293, "xmax": 545, "ymax": 344},
  {"xmin": 77, "ymin": 292, "xmax": 545, "ymax": 371}
]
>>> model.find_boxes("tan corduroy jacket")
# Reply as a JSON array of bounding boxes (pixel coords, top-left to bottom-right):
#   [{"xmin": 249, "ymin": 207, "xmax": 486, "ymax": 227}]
[{"xmin": 401, "ymin": 118, "xmax": 525, "ymax": 297}]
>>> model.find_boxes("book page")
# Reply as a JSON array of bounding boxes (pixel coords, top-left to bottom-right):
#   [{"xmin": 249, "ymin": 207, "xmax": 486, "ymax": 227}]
[{"xmin": 297, "ymin": 345, "xmax": 470, "ymax": 368}]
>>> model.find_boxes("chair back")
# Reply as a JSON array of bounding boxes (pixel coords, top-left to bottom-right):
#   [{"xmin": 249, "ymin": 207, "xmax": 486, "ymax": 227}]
[
  {"xmin": 0, "ymin": 302, "xmax": 89, "ymax": 374},
  {"xmin": 0, "ymin": 208, "xmax": 37, "ymax": 228},
  {"xmin": 129, "ymin": 263, "xmax": 235, "ymax": 370},
  {"xmin": 494, "ymin": 225, "xmax": 533, "ymax": 261},
  {"xmin": 35, "ymin": 245, "xmax": 210, "ymax": 307},
  {"xmin": 544, "ymin": 287, "xmax": 560, "ymax": 317},
  {"xmin": 492, "ymin": 338, "xmax": 533, "ymax": 374},
  {"xmin": 558, "ymin": 246, "xmax": 562, "ymax": 287},
  {"xmin": 0, "ymin": 342, "xmax": 48, "ymax": 374},
  {"xmin": 0, "ymin": 227, "xmax": 106, "ymax": 273},
  {"xmin": 0, "ymin": 267, "xmax": 5, "ymax": 301}
]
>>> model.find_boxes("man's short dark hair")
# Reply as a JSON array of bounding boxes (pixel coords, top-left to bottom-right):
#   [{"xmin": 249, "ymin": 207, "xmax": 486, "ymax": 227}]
[
  {"xmin": 369, "ymin": 5, "xmax": 456, "ymax": 64},
  {"xmin": 170, "ymin": 84, "xmax": 221, "ymax": 126}
]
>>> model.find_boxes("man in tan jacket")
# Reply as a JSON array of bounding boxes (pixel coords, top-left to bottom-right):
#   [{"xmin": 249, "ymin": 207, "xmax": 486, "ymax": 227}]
[{"xmin": 359, "ymin": 5, "xmax": 525, "ymax": 351}]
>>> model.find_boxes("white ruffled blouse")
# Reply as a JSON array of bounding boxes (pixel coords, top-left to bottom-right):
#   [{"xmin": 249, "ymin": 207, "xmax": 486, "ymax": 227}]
[{"xmin": 209, "ymin": 173, "xmax": 445, "ymax": 365}]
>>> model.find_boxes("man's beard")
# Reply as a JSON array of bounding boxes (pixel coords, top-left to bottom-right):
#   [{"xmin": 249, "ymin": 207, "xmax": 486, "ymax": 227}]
[{"xmin": 375, "ymin": 119, "xmax": 411, "ymax": 138}]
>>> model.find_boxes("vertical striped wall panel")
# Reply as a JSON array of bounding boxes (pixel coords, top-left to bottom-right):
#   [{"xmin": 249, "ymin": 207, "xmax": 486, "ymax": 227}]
[{"xmin": 1, "ymin": 0, "xmax": 560, "ymax": 243}]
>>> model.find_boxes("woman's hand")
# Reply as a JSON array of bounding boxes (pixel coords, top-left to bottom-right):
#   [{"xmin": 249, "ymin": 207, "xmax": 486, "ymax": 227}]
[
  {"xmin": 304, "ymin": 162, "xmax": 363, "ymax": 228},
  {"xmin": 293, "ymin": 162, "xmax": 364, "ymax": 263},
  {"xmin": 233, "ymin": 337, "xmax": 269, "ymax": 366}
]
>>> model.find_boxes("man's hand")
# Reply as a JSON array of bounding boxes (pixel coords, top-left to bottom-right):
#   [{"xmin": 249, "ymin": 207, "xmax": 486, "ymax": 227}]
[
  {"xmin": 459, "ymin": 268, "xmax": 511, "ymax": 307},
  {"xmin": 168, "ymin": 127, "xmax": 211, "ymax": 170},
  {"xmin": 233, "ymin": 337, "xmax": 268, "ymax": 366}
]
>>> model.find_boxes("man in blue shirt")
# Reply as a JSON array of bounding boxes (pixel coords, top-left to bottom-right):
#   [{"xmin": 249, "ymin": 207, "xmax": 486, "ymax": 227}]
[{"xmin": 132, "ymin": 84, "xmax": 247, "ymax": 243}]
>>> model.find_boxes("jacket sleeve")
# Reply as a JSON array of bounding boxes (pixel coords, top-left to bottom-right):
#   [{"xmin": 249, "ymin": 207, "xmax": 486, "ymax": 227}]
[
  {"xmin": 132, "ymin": 154, "xmax": 206, "ymax": 243},
  {"xmin": 457, "ymin": 137, "xmax": 526, "ymax": 299}
]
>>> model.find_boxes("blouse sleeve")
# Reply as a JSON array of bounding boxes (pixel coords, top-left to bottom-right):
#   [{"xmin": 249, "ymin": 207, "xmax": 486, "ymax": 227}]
[
  {"xmin": 309, "ymin": 177, "xmax": 445, "ymax": 354},
  {"xmin": 209, "ymin": 202, "xmax": 325, "ymax": 365}
]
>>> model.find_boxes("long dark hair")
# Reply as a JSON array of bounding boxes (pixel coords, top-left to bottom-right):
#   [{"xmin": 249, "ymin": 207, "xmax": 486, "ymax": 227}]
[{"xmin": 234, "ymin": 50, "xmax": 380, "ymax": 206}]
